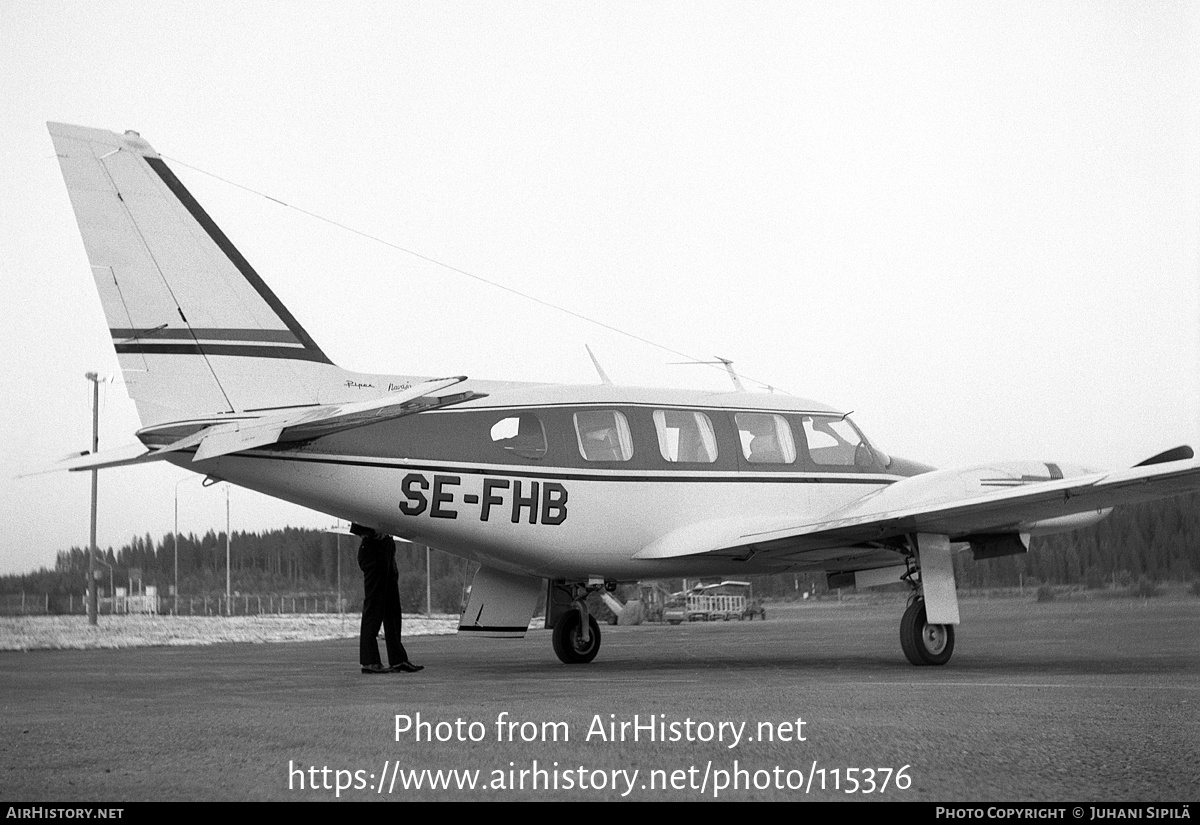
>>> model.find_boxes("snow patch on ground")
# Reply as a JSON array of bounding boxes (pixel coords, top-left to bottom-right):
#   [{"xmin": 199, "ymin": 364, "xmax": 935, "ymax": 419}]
[{"xmin": 0, "ymin": 613, "xmax": 460, "ymax": 650}]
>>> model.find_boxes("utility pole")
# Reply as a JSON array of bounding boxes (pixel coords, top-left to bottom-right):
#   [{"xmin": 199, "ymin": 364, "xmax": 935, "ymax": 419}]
[
  {"xmin": 174, "ymin": 477, "xmax": 189, "ymax": 616},
  {"xmin": 225, "ymin": 484, "xmax": 231, "ymax": 615},
  {"xmin": 85, "ymin": 372, "xmax": 101, "ymax": 626}
]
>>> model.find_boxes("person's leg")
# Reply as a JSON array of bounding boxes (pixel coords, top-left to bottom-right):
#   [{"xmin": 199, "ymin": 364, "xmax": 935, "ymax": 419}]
[
  {"xmin": 382, "ymin": 574, "xmax": 409, "ymax": 665},
  {"xmin": 359, "ymin": 543, "xmax": 386, "ymax": 667}
]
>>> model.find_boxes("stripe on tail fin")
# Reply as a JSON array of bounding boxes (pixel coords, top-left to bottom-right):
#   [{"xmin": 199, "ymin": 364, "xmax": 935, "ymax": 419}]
[{"xmin": 49, "ymin": 123, "xmax": 340, "ymax": 428}]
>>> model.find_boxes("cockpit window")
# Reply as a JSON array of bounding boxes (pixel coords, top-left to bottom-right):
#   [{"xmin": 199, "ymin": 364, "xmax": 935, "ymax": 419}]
[
  {"xmin": 735, "ymin": 413, "xmax": 796, "ymax": 464},
  {"xmin": 801, "ymin": 414, "xmax": 878, "ymax": 467},
  {"xmin": 574, "ymin": 410, "xmax": 633, "ymax": 462},
  {"xmin": 653, "ymin": 410, "xmax": 717, "ymax": 463},
  {"xmin": 490, "ymin": 413, "xmax": 547, "ymax": 460},
  {"xmin": 801, "ymin": 415, "xmax": 877, "ymax": 469}
]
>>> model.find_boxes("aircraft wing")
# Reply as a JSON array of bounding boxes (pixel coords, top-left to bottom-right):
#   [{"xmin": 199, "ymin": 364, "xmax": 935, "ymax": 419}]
[{"xmin": 633, "ymin": 454, "xmax": 1200, "ymax": 561}]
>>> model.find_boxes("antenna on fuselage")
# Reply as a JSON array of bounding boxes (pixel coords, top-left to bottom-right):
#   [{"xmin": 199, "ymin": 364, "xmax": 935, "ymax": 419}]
[
  {"xmin": 667, "ymin": 356, "xmax": 746, "ymax": 392},
  {"xmin": 714, "ymin": 357, "xmax": 746, "ymax": 392},
  {"xmin": 585, "ymin": 345, "xmax": 613, "ymax": 386}
]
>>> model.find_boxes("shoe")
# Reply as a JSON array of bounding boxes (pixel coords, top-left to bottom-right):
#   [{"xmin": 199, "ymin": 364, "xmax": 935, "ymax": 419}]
[
  {"xmin": 361, "ymin": 663, "xmax": 389, "ymax": 674},
  {"xmin": 390, "ymin": 661, "xmax": 424, "ymax": 673}
]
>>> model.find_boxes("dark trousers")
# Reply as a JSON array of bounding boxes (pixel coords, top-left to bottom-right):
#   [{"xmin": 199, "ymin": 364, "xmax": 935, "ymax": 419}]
[{"xmin": 358, "ymin": 536, "xmax": 408, "ymax": 666}]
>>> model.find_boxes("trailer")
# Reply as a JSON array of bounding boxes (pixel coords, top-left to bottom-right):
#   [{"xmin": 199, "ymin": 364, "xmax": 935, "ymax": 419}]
[{"xmin": 664, "ymin": 581, "xmax": 759, "ymax": 623}]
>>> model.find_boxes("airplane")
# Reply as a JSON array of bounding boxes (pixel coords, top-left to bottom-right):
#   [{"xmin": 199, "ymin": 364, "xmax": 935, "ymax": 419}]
[{"xmin": 43, "ymin": 122, "xmax": 1200, "ymax": 667}]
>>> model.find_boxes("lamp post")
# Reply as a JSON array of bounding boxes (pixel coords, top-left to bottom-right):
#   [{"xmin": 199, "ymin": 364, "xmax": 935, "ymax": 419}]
[
  {"xmin": 85, "ymin": 372, "xmax": 101, "ymax": 626},
  {"xmin": 225, "ymin": 483, "xmax": 231, "ymax": 615},
  {"xmin": 173, "ymin": 477, "xmax": 191, "ymax": 615},
  {"xmin": 198, "ymin": 476, "xmax": 232, "ymax": 614},
  {"xmin": 325, "ymin": 522, "xmax": 346, "ymax": 615}
]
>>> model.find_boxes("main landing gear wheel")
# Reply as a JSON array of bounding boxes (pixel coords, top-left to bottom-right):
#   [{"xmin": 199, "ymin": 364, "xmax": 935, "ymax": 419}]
[
  {"xmin": 900, "ymin": 598, "xmax": 954, "ymax": 666},
  {"xmin": 552, "ymin": 611, "xmax": 601, "ymax": 664}
]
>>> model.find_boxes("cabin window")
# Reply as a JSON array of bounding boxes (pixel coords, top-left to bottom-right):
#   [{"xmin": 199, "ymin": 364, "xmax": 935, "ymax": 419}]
[
  {"xmin": 653, "ymin": 410, "xmax": 718, "ymax": 463},
  {"xmin": 802, "ymin": 415, "xmax": 875, "ymax": 468},
  {"xmin": 574, "ymin": 410, "xmax": 633, "ymax": 462},
  {"xmin": 489, "ymin": 413, "xmax": 547, "ymax": 460},
  {"xmin": 735, "ymin": 413, "xmax": 796, "ymax": 464}
]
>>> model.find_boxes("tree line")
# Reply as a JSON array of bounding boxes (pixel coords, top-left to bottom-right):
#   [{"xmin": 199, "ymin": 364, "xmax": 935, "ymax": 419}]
[
  {"xmin": 4, "ymin": 528, "xmax": 476, "ymax": 615},
  {"xmin": 3, "ymin": 492, "xmax": 1198, "ymax": 612}
]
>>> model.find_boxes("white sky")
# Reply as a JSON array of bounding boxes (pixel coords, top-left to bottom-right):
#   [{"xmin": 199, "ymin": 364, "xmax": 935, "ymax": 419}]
[{"xmin": 1, "ymin": 2, "xmax": 1197, "ymax": 576}]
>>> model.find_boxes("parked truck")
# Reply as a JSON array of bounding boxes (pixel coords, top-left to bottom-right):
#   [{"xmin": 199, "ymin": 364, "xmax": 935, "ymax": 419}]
[{"xmin": 664, "ymin": 581, "xmax": 763, "ymax": 623}]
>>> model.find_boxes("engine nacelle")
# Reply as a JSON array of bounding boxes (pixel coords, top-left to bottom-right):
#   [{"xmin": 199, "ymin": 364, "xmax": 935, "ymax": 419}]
[{"xmin": 1021, "ymin": 509, "xmax": 1113, "ymax": 536}]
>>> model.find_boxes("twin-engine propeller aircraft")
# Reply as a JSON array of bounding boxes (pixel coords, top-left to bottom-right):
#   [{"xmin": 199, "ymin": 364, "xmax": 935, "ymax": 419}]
[{"xmin": 45, "ymin": 122, "xmax": 1200, "ymax": 666}]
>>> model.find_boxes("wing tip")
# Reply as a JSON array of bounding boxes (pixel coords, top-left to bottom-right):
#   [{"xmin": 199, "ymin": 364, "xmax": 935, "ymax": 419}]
[{"xmin": 1135, "ymin": 445, "xmax": 1194, "ymax": 467}]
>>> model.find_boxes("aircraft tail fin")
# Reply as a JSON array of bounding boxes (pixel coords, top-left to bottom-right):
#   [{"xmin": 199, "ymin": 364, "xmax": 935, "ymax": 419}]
[{"xmin": 48, "ymin": 123, "xmax": 345, "ymax": 428}]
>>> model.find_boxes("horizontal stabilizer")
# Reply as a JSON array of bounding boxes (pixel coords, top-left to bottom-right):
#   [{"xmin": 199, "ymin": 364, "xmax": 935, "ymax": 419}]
[
  {"xmin": 276, "ymin": 377, "xmax": 471, "ymax": 441},
  {"xmin": 25, "ymin": 443, "xmax": 165, "ymax": 476},
  {"xmin": 160, "ymin": 376, "xmax": 473, "ymax": 462},
  {"xmin": 33, "ymin": 377, "xmax": 478, "ymax": 474}
]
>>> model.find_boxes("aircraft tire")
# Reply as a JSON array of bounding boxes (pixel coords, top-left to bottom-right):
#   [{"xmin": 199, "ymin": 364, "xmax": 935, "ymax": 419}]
[
  {"xmin": 552, "ymin": 612, "xmax": 601, "ymax": 664},
  {"xmin": 900, "ymin": 599, "xmax": 954, "ymax": 666}
]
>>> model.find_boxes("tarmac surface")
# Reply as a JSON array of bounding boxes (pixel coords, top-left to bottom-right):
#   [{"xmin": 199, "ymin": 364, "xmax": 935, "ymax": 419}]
[{"xmin": 3, "ymin": 597, "xmax": 1198, "ymax": 802}]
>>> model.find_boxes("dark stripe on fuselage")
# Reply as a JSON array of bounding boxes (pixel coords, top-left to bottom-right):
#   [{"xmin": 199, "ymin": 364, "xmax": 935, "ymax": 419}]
[
  {"xmin": 209, "ymin": 448, "xmax": 899, "ymax": 485},
  {"xmin": 437, "ymin": 401, "xmax": 842, "ymax": 415},
  {"xmin": 115, "ymin": 343, "xmax": 332, "ymax": 362},
  {"xmin": 143, "ymin": 156, "xmax": 333, "ymax": 365},
  {"xmin": 111, "ymin": 327, "xmax": 302, "ymax": 344}
]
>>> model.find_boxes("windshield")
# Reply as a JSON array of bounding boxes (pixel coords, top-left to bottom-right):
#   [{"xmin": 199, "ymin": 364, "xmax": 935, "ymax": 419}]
[{"xmin": 801, "ymin": 415, "xmax": 889, "ymax": 469}]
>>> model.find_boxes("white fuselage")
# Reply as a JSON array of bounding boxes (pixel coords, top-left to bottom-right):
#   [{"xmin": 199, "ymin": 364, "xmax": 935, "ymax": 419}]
[{"xmin": 171, "ymin": 382, "xmax": 913, "ymax": 580}]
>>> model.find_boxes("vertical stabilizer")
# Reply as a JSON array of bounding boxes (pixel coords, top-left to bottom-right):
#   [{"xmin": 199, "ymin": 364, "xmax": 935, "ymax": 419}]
[{"xmin": 48, "ymin": 123, "xmax": 341, "ymax": 428}]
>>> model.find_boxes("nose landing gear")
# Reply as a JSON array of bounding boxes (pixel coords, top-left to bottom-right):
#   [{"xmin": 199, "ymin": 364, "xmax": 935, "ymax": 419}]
[
  {"xmin": 899, "ymin": 597, "xmax": 954, "ymax": 666},
  {"xmin": 898, "ymin": 533, "xmax": 959, "ymax": 666}
]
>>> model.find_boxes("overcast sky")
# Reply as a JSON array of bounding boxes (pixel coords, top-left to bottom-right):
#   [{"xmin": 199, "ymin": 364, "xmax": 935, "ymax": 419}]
[{"xmin": 1, "ymin": 2, "xmax": 1197, "ymax": 576}]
